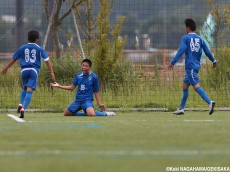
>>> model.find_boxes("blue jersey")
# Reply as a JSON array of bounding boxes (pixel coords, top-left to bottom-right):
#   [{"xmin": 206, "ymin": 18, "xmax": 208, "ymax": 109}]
[
  {"xmin": 13, "ymin": 43, "xmax": 49, "ymax": 70},
  {"xmin": 72, "ymin": 72, "xmax": 99, "ymax": 101},
  {"xmin": 171, "ymin": 33, "xmax": 216, "ymax": 70}
]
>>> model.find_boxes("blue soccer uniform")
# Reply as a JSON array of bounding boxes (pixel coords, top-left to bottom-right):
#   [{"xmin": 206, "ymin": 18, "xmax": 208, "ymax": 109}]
[
  {"xmin": 170, "ymin": 32, "xmax": 217, "ymax": 115},
  {"xmin": 2, "ymin": 29, "xmax": 55, "ymax": 118},
  {"xmin": 50, "ymin": 59, "xmax": 115, "ymax": 116},
  {"xmin": 171, "ymin": 33, "xmax": 216, "ymax": 86},
  {"xmin": 67, "ymin": 71, "xmax": 100, "ymax": 114},
  {"xmin": 13, "ymin": 43, "xmax": 50, "ymax": 90}
]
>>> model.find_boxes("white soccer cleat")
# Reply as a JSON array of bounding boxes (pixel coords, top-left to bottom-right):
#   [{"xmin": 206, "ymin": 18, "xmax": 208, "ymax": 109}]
[
  {"xmin": 105, "ymin": 112, "xmax": 116, "ymax": 116},
  {"xmin": 173, "ymin": 109, "xmax": 184, "ymax": 115}
]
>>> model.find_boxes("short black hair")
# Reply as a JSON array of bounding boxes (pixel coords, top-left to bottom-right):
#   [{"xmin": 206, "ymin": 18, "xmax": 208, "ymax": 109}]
[
  {"xmin": 28, "ymin": 29, "xmax": 40, "ymax": 43},
  {"xmin": 185, "ymin": 19, "xmax": 196, "ymax": 31},
  {"xmin": 81, "ymin": 59, "xmax": 92, "ymax": 67}
]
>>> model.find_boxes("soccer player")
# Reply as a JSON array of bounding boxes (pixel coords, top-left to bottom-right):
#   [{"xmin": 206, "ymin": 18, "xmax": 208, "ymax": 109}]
[
  {"xmin": 2, "ymin": 29, "xmax": 56, "ymax": 118},
  {"xmin": 50, "ymin": 59, "xmax": 115, "ymax": 116},
  {"xmin": 168, "ymin": 19, "xmax": 217, "ymax": 115}
]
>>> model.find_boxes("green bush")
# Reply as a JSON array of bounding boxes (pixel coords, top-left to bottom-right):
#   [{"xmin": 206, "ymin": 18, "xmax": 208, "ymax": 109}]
[
  {"xmin": 205, "ymin": 47, "xmax": 230, "ymax": 90},
  {"xmin": 0, "ymin": 64, "xmax": 21, "ymax": 87},
  {"xmin": 39, "ymin": 54, "xmax": 83, "ymax": 85}
]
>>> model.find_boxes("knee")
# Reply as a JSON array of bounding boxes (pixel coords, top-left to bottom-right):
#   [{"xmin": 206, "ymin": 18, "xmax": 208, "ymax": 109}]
[
  {"xmin": 86, "ymin": 108, "xmax": 96, "ymax": 116},
  {"xmin": 193, "ymin": 83, "xmax": 200, "ymax": 90},
  {"xmin": 86, "ymin": 113, "xmax": 96, "ymax": 116},
  {"xmin": 193, "ymin": 85, "xmax": 199, "ymax": 90},
  {"xmin": 182, "ymin": 84, "xmax": 189, "ymax": 90},
  {"xmin": 86, "ymin": 110, "xmax": 96, "ymax": 116},
  {"xmin": 64, "ymin": 110, "xmax": 73, "ymax": 116}
]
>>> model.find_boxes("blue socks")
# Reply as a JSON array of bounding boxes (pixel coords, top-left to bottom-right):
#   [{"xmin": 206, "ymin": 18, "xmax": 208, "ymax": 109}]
[
  {"xmin": 95, "ymin": 110, "xmax": 107, "ymax": 116},
  {"xmin": 19, "ymin": 89, "xmax": 27, "ymax": 105},
  {"xmin": 179, "ymin": 89, "xmax": 189, "ymax": 110},
  {"xmin": 74, "ymin": 110, "xmax": 107, "ymax": 116},
  {"xmin": 178, "ymin": 87, "xmax": 211, "ymax": 109},
  {"xmin": 19, "ymin": 90, "xmax": 33, "ymax": 110},
  {"xmin": 22, "ymin": 91, "xmax": 33, "ymax": 110},
  {"xmin": 74, "ymin": 111, "xmax": 86, "ymax": 116},
  {"xmin": 195, "ymin": 87, "xmax": 211, "ymax": 104}
]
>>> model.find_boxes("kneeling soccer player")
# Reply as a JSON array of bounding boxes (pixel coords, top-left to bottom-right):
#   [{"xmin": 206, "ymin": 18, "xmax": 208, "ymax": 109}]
[{"xmin": 50, "ymin": 59, "xmax": 115, "ymax": 116}]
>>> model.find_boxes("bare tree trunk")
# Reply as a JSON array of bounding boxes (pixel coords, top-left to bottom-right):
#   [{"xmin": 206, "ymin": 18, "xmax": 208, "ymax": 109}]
[
  {"xmin": 15, "ymin": 0, "xmax": 24, "ymax": 48},
  {"xmin": 43, "ymin": 19, "xmax": 52, "ymax": 49},
  {"xmin": 43, "ymin": 0, "xmax": 83, "ymax": 60},
  {"xmin": 43, "ymin": 0, "xmax": 54, "ymax": 50},
  {"xmin": 52, "ymin": 24, "xmax": 62, "ymax": 60},
  {"xmin": 72, "ymin": 8, "xmax": 85, "ymax": 59}
]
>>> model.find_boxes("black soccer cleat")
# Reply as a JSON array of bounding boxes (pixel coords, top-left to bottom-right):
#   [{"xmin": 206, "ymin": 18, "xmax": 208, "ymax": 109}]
[
  {"xmin": 19, "ymin": 109, "xmax": 24, "ymax": 118},
  {"xmin": 17, "ymin": 104, "xmax": 22, "ymax": 113},
  {"xmin": 209, "ymin": 101, "xmax": 216, "ymax": 115}
]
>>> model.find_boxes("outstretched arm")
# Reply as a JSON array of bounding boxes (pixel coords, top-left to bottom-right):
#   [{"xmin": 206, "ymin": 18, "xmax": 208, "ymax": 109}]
[
  {"xmin": 168, "ymin": 36, "xmax": 187, "ymax": 70},
  {"xmin": 94, "ymin": 92, "xmax": 106, "ymax": 111},
  {"xmin": 50, "ymin": 82, "xmax": 76, "ymax": 91},
  {"xmin": 45, "ymin": 60, "xmax": 56, "ymax": 82},
  {"xmin": 2, "ymin": 59, "xmax": 16, "ymax": 74}
]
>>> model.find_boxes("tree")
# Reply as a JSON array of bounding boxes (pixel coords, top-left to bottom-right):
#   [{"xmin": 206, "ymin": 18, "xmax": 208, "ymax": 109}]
[
  {"xmin": 71, "ymin": 0, "xmax": 97, "ymax": 57},
  {"xmin": 43, "ymin": 0, "xmax": 84, "ymax": 59},
  {"xmin": 93, "ymin": 0, "xmax": 127, "ymax": 90},
  {"xmin": 93, "ymin": 0, "xmax": 111, "ymax": 90}
]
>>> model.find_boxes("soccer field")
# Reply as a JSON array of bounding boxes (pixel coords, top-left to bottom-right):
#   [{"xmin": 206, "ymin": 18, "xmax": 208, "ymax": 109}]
[{"xmin": 1, "ymin": 111, "xmax": 230, "ymax": 172}]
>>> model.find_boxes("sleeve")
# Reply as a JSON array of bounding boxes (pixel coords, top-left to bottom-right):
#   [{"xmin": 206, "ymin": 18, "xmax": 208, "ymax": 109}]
[
  {"xmin": 13, "ymin": 47, "xmax": 22, "ymax": 60},
  {"xmin": 201, "ymin": 40, "xmax": 216, "ymax": 63},
  {"xmin": 171, "ymin": 36, "xmax": 187, "ymax": 65},
  {"xmin": 72, "ymin": 75, "xmax": 78, "ymax": 86},
  {"xmin": 41, "ymin": 48, "xmax": 49, "ymax": 62},
  {"xmin": 93, "ymin": 75, "xmax": 100, "ymax": 92}
]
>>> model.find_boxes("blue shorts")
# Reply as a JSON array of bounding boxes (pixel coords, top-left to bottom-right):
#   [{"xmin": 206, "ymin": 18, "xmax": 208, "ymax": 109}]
[
  {"xmin": 183, "ymin": 68, "xmax": 200, "ymax": 86},
  {"xmin": 21, "ymin": 68, "xmax": 38, "ymax": 90},
  {"xmin": 67, "ymin": 99, "xmax": 94, "ymax": 114}
]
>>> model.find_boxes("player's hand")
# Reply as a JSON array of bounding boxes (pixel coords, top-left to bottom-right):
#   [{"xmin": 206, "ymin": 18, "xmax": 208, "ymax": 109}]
[
  {"xmin": 212, "ymin": 60, "xmax": 218, "ymax": 68},
  {"xmin": 50, "ymin": 82, "xmax": 60, "ymax": 87},
  {"xmin": 2, "ymin": 67, "xmax": 8, "ymax": 74},
  {"xmin": 167, "ymin": 64, "xmax": 174, "ymax": 71},
  {"xmin": 99, "ymin": 104, "xmax": 106, "ymax": 111}
]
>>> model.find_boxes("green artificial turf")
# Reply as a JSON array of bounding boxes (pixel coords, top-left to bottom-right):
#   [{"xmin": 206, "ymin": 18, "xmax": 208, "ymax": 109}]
[{"xmin": 0, "ymin": 111, "xmax": 230, "ymax": 172}]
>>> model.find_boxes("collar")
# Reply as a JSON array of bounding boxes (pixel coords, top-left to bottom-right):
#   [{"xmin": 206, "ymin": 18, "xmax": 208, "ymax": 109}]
[{"xmin": 81, "ymin": 71, "xmax": 92, "ymax": 76}]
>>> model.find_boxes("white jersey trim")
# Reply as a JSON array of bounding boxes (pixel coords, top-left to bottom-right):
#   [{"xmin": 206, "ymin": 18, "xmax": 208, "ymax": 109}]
[
  {"xmin": 21, "ymin": 68, "xmax": 38, "ymax": 77},
  {"xmin": 43, "ymin": 57, "xmax": 49, "ymax": 62},
  {"xmin": 78, "ymin": 72, "xmax": 93, "ymax": 77},
  {"xmin": 78, "ymin": 72, "xmax": 83, "ymax": 77},
  {"xmin": 27, "ymin": 43, "xmax": 40, "ymax": 48}
]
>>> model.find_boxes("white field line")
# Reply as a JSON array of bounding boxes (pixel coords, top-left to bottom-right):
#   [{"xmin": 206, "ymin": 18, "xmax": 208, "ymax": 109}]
[
  {"xmin": 184, "ymin": 120, "xmax": 215, "ymax": 122},
  {"xmin": 7, "ymin": 114, "xmax": 25, "ymax": 122},
  {"xmin": 0, "ymin": 149, "xmax": 230, "ymax": 156},
  {"xmin": 6, "ymin": 114, "xmax": 94, "ymax": 123},
  {"xmin": 166, "ymin": 119, "xmax": 230, "ymax": 123},
  {"xmin": 27, "ymin": 121, "xmax": 94, "ymax": 123}
]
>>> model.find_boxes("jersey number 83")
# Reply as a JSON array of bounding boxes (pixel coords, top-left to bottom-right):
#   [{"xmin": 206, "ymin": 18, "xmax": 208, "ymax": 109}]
[{"xmin": 25, "ymin": 48, "xmax": 36, "ymax": 63}]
